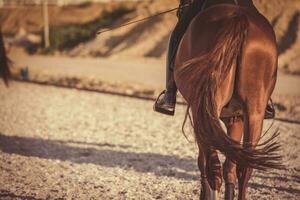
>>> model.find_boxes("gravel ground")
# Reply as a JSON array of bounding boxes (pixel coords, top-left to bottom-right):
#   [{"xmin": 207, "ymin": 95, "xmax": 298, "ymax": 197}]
[{"xmin": 0, "ymin": 82, "xmax": 299, "ymax": 200}]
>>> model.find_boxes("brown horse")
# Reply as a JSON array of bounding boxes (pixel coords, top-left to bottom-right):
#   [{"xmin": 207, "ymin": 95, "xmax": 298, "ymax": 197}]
[
  {"xmin": 174, "ymin": 0, "xmax": 282, "ymax": 199},
  {"xmin": 0, "ymin": 28, "xmax": 11, "ymax": 86}
]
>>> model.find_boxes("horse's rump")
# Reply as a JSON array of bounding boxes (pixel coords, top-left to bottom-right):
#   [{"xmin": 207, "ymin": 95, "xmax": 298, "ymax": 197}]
[{"xmin": 174, "ymin": 5, "xmax": 247, "ymax": 105}]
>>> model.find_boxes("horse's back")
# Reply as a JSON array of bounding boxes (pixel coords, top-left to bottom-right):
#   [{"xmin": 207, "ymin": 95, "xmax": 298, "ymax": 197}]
[{"xmin": 175, "ymin": 4, "xmax": 277, "ymax": 67}]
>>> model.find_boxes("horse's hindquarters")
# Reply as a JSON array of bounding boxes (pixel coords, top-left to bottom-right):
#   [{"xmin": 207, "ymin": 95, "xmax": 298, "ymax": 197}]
[{"xmin": 174, "ymin": 5, "xmax": 244, "ymax": 103}]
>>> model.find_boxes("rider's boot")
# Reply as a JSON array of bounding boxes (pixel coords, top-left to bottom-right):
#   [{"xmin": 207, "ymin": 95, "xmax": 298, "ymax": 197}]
[
  {"xmin": 153, "ymin": 1, "xmax": 201, "ymax": 116},
  {"xmin": 265, "ymin": 99, "xmax": 275, "ymax": 119},
  {"xmin": 153, "ymin": 66, "xmax": 177, "ymax": 116}
]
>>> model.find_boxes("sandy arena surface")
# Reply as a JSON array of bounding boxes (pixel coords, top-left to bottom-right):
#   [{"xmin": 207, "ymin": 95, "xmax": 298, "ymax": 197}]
[{"xmin": 0, "ymin": 82, "xmax": 299, "ymax": 200}]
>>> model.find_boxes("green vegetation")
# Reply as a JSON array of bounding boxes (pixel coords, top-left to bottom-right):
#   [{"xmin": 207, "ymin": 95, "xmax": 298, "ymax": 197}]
[
  {"xmin": 77, "ymin": 1, "xmax": 93, "ymax": 8},
  {"xmin": 45, "ymin": 6, "xmax": 133, "ymax": 53}
]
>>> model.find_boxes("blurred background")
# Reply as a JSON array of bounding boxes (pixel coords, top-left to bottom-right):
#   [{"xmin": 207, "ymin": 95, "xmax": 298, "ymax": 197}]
[
  {"xmin": 1, "ymin": 0, "xmax": 300, "ymax": 96},
  {"xmin": 0, "ymin": 0, "xmax": 299, "ymax": 199}
]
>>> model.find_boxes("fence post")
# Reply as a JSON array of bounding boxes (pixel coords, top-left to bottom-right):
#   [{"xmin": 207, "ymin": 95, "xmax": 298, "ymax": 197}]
[{"xmin": 43, "ymin": 0, "xmax": 50, "ymax": 48}]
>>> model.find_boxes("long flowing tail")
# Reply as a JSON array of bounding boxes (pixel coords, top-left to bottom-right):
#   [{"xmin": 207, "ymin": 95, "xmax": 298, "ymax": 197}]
[
  {"xmin": 180, "ymin": 13, "xmax": 282, "ymax": 170},
  {"xmin": 0, "ymin": 30, "xmax": 11, "ymax": 86}
]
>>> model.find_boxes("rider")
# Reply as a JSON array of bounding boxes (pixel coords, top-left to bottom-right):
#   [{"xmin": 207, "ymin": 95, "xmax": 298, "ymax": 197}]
[{"xmin": 154, "ymin": 0, "xmax": 275, "ymax": 119}]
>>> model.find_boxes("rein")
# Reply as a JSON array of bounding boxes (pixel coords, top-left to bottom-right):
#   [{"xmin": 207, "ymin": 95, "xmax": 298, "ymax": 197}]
[{"xmin": 97, "ymin": 4, "xmax": 191, "ymax": 35}]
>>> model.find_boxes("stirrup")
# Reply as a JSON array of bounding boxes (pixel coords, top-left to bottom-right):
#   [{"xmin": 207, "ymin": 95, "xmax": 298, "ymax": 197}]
[
  {"xmin": 153, "ymin": 91, "xmax": 175, "ymax": 116},
  {"xmin": 264, "ymin": 99, "xmax": 275, "ymax": 119}
]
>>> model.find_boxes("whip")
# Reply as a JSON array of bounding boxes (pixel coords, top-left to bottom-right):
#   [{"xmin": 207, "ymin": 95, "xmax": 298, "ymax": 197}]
[{"xmin": 97, "ymin": 4, "xmax": 190, "ymax": 35}]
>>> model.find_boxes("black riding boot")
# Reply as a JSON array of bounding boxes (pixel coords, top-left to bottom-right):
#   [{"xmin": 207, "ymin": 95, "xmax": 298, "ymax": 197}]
[{"xmin": 154, "ymin": 68, "xmax": 177, "ymax": 116}]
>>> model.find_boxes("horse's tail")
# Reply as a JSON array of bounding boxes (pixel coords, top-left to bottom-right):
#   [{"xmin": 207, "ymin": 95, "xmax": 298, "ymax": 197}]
[
  {"xmin": 181, "ymin": 12, "xmax": 282, "ymax": 170},
  {"xmin": 0, "ymin": 30, "xmax": 11, "ymax": 86}
]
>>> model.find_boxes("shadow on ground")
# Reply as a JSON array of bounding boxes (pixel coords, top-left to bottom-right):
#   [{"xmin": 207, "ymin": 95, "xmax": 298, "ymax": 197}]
[
  {"xmin": 1, "ymin": 133, "xmax": 298, "ymax": 195},
  {"xmin": 0, "ymin": 133, "xmax": 198, "ymax": 181},
  {"xmin": 0, "ymin": 190, "xmax": 43, "ymax": 200},
  {"xmin": 249, "ymin": 182, "xmax": 300, "ymax": 194}
]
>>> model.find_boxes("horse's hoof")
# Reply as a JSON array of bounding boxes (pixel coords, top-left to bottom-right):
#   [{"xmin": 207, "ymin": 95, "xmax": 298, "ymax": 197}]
[
  {"xmin": 225, "ymin": 183, "xmax": 235, "ymax": 200},
  {"xmin": 200, "ymin": 178, "xmax": 219, "ymax": 200},
  {"xmin": 200, "ymin": 189, "xmax": 219, "ymax": 200}
]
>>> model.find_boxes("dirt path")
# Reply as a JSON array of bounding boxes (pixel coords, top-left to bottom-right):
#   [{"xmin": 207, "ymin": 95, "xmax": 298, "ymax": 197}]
[
  {"xmin": 0, "ymin": 82, "xmax": 299, "ymax": 199},
  {"xmin": 10, "ymin": 54, "xmax": 165, "ymax": 91},
  {"xmin": 10, "ymin": 54, "xmax": 300, "ymax": 97}
]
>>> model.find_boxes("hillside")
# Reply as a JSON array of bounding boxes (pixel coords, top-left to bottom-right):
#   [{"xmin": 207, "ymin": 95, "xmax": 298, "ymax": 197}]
[
  {"xmin": 1, "ymin": 0, "xmax": 300, "ymax": 74},
  {"xmin": 69, "ymin": 0, "xmax": 300, "ymax": 75},
  {"xmin": 0, "ymin": 2, "xmax": 136, "ymax": 33}
]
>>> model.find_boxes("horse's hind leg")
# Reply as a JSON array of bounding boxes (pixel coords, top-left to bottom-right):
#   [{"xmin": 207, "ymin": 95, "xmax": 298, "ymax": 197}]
[
  {"xmin": 192, "ymin": 103, "xmax": 223, "ymax": 200},
  {"xmin": 198, "ymin": 146, "xmax": 212, "ymax": 200},
  {"xmin": 236, "ymin": 66, "xmax": 276, "ymax": 200},
  {"xmin": 235, "ymin": 30, "xmax": 277, "ymax": 196},
  {"xmin": 235, "ymin": 82, "xmax": 273, "ymax": 200},
  {"xmin": 236, "ymin": 103, "xmax": 265, "ymax": 200},
  {"xmin": 197, "ymin": 144, "xmax": 222, "ymax": 200},
  {"xmin": 222, "ymin": 117, "xmax": 244, "ymax": 200}
]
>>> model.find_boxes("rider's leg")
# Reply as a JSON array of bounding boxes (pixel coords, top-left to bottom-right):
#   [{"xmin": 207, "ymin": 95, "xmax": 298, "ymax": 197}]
[
  {"xmin": 153, "ymin": 33, "xmax": 178, "ymax": 116},
  {"xmin": 154, "ymin": 3, "xmax": 199, "ymax": 116}
]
